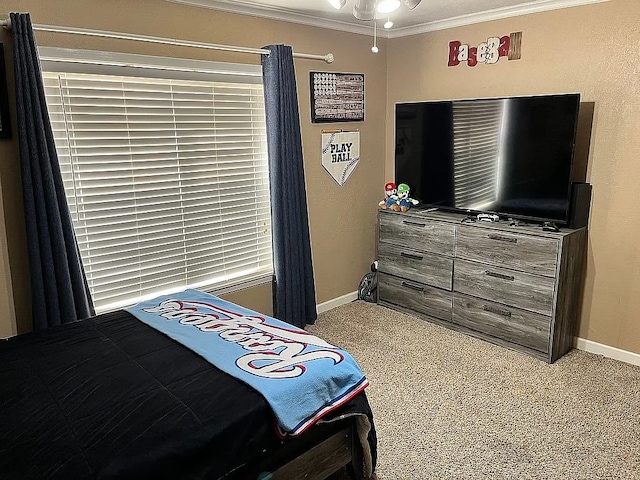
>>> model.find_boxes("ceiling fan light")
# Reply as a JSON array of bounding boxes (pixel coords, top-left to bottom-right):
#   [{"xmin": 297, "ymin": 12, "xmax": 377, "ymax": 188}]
[
  {"xmin": 327, "ymin": 0, "xmax": 346, "ymax": 9},
  {"xmin": 353, "ymin": 0, "xmax": 376, "ymax": 20},
  {"xmin": 377, "ymin": 0, "xmax": 401, "ymax": 14},
  {"xmin": 404, "ymin": 0, "xmax": 422, "ymax": 10},
  {"xmin": 384, "ymin": 19, "xmax": 393, "ymax": 29}
]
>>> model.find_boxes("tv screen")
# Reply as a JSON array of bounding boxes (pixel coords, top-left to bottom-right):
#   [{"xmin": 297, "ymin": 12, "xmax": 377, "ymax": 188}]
[{"xmin": 394, "ymin": 93, "xmax": 581, "ymax": 224}]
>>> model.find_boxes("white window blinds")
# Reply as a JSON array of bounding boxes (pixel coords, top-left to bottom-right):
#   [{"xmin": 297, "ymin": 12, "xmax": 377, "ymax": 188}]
[
  {"xmin": 41, "ymin": 52, "xmax": 272, "ymax": 313},
  {"xmin": 452, "ymin": 99, "xmax": 506, "ymax": 210}
]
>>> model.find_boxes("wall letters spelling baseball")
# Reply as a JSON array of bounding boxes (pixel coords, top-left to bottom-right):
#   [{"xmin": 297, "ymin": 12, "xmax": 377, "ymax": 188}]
[{"xmin": 448, "ymin": 31, "xmax": 522, "ymax": 67}]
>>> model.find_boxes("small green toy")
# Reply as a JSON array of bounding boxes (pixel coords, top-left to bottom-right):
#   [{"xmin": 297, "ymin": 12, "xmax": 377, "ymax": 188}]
[{"xmin": 396, "ymin": 183, "xmax": 419, "ymax": 212}]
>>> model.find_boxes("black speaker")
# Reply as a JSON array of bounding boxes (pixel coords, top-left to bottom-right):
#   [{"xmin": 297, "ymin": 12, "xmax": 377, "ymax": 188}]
[{"xmin": 568, "ymin": 182, "xmax": 592, "ymax": 229}]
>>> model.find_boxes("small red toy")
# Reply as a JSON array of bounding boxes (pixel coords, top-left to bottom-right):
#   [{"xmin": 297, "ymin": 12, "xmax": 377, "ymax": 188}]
[{"xmin": 379, "ymin": 182, "xmax": 399, "ymax": 210}]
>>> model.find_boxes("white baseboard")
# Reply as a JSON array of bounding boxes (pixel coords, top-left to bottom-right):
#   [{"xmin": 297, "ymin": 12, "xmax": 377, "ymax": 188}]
[
  {"xmin": 317, "ymin": 291, "xmax": 358, "ymax": 315},
  {"xmin": 575, "ymin": 337, "xmax": 640, "ymax": 367}
]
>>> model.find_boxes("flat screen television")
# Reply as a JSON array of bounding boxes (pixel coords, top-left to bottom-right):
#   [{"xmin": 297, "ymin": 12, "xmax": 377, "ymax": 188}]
[{"xmin": 394, "ymin": 93, "xmax": 581, "ymax": 225}]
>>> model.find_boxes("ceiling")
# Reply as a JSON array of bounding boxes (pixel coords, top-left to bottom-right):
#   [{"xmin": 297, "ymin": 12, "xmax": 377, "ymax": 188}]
[{"xmin": 166, "ymin": 0, "xmax": 607, "ymax": 38}]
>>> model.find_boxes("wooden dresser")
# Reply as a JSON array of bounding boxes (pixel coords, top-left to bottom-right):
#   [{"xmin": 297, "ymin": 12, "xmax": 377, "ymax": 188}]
[{"xmin": 377, "ymin": 209, "xmax": 587, "ymax": 363}]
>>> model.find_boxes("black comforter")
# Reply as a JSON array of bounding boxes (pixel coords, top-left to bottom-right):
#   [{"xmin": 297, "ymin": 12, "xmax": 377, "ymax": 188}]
[{"xmin": 0, "ymin": 309, "xmax": 376, "ymax": 479}]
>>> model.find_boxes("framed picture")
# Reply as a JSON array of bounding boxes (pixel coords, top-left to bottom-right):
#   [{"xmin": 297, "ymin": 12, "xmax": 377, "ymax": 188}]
[
  {"xmin": 0, "ymin": 43, "xmax": 12, "ymax": 139},
  {"xmin": 310, "ymin": 71, "xmax": 364, "ymax": 123}
]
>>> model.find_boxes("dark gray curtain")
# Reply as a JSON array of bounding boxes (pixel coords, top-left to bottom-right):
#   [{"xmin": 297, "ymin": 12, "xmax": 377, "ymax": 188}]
[
  {"xmin": 261, "ymin": 45, "xmax": 317, "ymax": 328},
  {"xmin": 11, "ymin": 12, "xmax": 94, "ymax": 330}
]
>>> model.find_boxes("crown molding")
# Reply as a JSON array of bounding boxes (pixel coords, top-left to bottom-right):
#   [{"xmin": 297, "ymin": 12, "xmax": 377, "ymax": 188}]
[
  {"xmin": 167, "ymin": 0, "xmax": 610, "ymax": 39},
  {"xmin": 165, "ymin": 0, "xmax": 374, "ymax": 36},
  {"xmin": 385, "ymin": 0, "xmax": 610, "ymax": 38}
]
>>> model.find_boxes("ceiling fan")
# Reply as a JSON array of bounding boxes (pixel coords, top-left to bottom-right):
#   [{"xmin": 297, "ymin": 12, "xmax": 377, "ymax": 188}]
[{"xmin": 327, "ymin": 0, "xmax": 422, "ymax": 21}]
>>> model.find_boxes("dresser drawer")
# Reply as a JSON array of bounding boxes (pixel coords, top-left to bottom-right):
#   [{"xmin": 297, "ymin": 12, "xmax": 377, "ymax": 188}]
[
  {"xmin": 453, "ymin": 293, "xmax": 551, "ymax": 354},
  {"xmin": 379, "ymin": 212, "xmax": 454, "ymax": 257},
  {"xmin": 378, "ymin": 273, "xmax": 452, "ymax": 322},
  {"xmin": 453, "ymin": 259, "xmax": 555, "ymax": 316},
  {"xmin": 456, "ymin": 226, "xmax": 559, "ymax": 277},
  {"xmin": 378, "ymin": 242, "xmax": 453, "ymax": 291}
]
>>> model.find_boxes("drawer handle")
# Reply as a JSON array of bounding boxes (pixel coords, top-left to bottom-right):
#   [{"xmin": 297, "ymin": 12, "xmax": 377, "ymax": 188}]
[
  {"xmin": 488, "ymin": 234, "xmax": 517, "ymax": 243},
  {"xmin": 483, "ymin": 305, "xmax": 512, "ymax": 317},
  {"xmin": 400, "ymin": 252, "xmax": 424, "ymax": 261},
  {"xmin": 485, "ymin": 270, "xmax": 515, "ymax": 281},
  {"xmin": 402, "ymin": 220, "xmax": 426, "ymax": 227},
  {"xmin": 401, "ymin": 281, "xmax": 425, "ymax": 292}
]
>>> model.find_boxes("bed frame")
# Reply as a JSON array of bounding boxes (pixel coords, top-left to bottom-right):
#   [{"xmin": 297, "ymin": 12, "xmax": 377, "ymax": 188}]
[{"xmin": 245, "ymin": 422, "xmax": 364, "ymax": 479}]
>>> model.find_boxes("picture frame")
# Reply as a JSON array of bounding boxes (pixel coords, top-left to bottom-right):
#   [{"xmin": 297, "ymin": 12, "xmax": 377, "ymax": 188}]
[
  {"xmin": 0, "ymin": 43, "xmax": 12, "ymax": 139},
  {"xmin": 310, "ymin": 71, "xmax": 364, "ymax": 123}
]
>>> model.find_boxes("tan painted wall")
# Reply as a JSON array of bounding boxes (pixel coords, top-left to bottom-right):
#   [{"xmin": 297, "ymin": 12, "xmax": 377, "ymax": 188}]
[
  {"xmin": 0, "ymin": 0, "xmax": 387, "ymax": 337},
  {"xmin": 0, "ymin": 177, "xmax": 17, "ymax": 337},
  {"xmin": 386, "ymin": 0, "xmax": 640, "ymax": 354}
]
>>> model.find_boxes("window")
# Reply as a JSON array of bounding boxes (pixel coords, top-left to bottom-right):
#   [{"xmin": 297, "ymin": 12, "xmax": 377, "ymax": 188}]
[{"xmin": 41, "ymin": 48, "xmax": 272, "ymax": 313}]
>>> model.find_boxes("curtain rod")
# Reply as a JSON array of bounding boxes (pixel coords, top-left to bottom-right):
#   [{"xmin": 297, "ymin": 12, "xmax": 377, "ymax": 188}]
[{"xmin": 0, "ymin": 19, "xmax": 335, "ymax": 64}]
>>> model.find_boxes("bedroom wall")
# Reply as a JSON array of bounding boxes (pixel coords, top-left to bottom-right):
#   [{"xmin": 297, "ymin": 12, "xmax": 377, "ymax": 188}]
[
  {"xmin": 0, "ymin": 0, "xmax": 387, "ymax": 337},
  {"xmin": 385, "ymin": 0, "xmax": 640, "ymax": 354},
  {"xmin": 2, "ymin": 0, "xmax": 638, "ymax": 359}
]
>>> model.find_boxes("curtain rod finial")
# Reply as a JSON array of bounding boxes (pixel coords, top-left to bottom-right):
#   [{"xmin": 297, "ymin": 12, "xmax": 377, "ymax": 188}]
[
  {"xmin": 1, "ymin": 18, "xmax": 11, "ymax": 30},
  {"xmin": 325, "ymin": 53, "xmax": 335, "ymax": 64}
]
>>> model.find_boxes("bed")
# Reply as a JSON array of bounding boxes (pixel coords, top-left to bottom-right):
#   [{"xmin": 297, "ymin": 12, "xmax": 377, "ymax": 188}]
[{"xmin": 0, "ymin": 294, "xmax": 376, "ymax": 480}]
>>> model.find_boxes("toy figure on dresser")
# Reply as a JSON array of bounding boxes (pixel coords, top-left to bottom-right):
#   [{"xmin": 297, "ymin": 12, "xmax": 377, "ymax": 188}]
[
  {"xmin": 396, "ymin": 183, "xmax": 419, "ymax": 212},
  {"xmin": 378, "ymin": 182, "xmax": 399, "ymax": 210}
]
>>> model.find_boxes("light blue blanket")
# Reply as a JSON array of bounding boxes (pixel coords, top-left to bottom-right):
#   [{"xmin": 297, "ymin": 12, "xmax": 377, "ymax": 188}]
[{"xmin": 125, "ymin": 289, "xmax": 369, "ymax": 436}]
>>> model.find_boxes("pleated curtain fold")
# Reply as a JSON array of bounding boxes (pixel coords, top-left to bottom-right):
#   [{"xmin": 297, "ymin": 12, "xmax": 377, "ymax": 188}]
[
  {"xmin": 11, "ymin": 12, "xmax": 94, "ymax": 330},
  {"xmin": 261, "ymin": 44, "xmax": 317, "ymax": 328}
]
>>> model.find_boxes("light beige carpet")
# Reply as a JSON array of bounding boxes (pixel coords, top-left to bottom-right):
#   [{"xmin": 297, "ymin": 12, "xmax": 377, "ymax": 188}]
[{"xmin": 307, "ymin": 301, "xmax": 640, "ymax": 480}]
